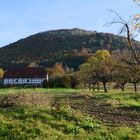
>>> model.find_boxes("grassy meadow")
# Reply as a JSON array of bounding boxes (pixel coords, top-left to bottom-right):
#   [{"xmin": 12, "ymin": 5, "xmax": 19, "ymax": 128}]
[{"xmin": 0, "ymin": 87, "xmax": 140, "ymax": 139}]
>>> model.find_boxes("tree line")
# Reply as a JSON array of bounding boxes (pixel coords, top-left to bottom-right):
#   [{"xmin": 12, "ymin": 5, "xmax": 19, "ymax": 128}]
[
  {"xmin": 0, "ymin": 48, "xmax": 140, "ymax": 92},
  {"xmin": 76, "ymin": 49, "xmax": 140, "ymax": 93}
]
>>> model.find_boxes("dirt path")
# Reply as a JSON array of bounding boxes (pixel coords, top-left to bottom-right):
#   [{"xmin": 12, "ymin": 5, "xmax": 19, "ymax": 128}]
[{"xmin": 52, "ymin": 95, "xmax": 140, "ymax": 126}]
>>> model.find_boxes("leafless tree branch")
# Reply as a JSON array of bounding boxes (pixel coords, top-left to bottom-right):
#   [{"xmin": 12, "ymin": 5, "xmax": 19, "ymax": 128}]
[{"xmin": 107, "ymin": 10, "xmax": 140, "ymax": 65}]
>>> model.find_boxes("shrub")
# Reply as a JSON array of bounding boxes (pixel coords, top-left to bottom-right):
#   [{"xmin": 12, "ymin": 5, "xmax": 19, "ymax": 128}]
[
  {"xmin": 49, "ymin": 75, "xmax": 64, "ymax": 88},
  {"xmin": 0, "ymin": 93, "xmax": 53, "ymax": 108},
  {"xmin": 46, "ymin": 74, "xmax": 72, "ymax": 88},
  {"xmin": 61, "ymin": 74, "xmax": 71, "ymax": 88}
]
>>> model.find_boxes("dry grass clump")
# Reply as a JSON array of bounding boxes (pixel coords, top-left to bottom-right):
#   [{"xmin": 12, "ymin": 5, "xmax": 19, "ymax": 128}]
[
  {"xmin": 69, "ymin": 92, "xmax": 93, "ymax": 98},
  {"xmin": 105, "ymin": 99, "xmax": 120, "ymax": 107},
  {"xmin": 0, "ymin": 92, "xmax": 53, "ymax": 108}
]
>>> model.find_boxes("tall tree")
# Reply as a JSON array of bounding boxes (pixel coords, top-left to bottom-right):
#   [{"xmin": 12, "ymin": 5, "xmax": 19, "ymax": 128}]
[
  {"xmin": 87, "ymin": 50, "xmax": 115, "ymax": 93},
  {"xmin": 107, "ymin": 10, "xmax": 140, "ymax": 65},
  {"xmin": 77, "ymin": 62, "xmax": 97, "ymax": 90}
]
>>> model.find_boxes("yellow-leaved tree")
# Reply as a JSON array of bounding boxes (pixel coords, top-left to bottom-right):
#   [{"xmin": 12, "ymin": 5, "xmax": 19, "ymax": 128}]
[
  {"xmin": 94, "ymin": 50, "xmax": 110, "ymax": 62},
  {"xmin": 78, "ymin": 50, "xmax": 114, "ymax": 93},
  {"xmin": 0, "ymin": 68, "xmax": 4, "ymax": 78},
  {"xmin": 52, "ymin": 63, "xmax": 65, "ymax": 76}
]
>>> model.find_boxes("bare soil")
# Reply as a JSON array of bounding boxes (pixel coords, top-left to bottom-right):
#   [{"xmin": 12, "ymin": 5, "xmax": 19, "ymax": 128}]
[{"xmin": 52, "ymin": 95, "xmax": 140, "ymax": 126}]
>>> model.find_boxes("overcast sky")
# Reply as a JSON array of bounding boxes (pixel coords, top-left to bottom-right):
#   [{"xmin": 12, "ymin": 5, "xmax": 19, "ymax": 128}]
[{"xmin": 0, "ymin": 0, "xmax": 139, "ymax": 47}]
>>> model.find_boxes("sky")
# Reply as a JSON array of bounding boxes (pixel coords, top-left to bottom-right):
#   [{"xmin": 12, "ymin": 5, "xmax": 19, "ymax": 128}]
[{"xmin": 0, "ymin": 0, "xmax": 139, "ymax": 47}]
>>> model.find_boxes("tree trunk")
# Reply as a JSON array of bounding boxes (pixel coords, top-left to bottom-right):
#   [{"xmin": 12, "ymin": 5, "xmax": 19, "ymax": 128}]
[
  {"xmin": 84, "ymin": 83, "xmax": 86, "ymax": 88},
  {"xmin": 88, "ymin": 85, "xmax": 91, "ymax": 91},
  {"xmin": 134, "ymin": 83, "xmax": 137, "ymax": 92},
  {"xmin": 97, "ymin": 83, "xmax": 100, "ymax": 92},
  {"xmin": 121, "ymin": 85, "xmax": 125, "ymax": 91},
  {"xmin": 92, "ymin": 85, "xmax": 95, "ymax": 91},
  {"xmin": 103, "ymin": 82, "xmax": 108, "ymax": 93}
]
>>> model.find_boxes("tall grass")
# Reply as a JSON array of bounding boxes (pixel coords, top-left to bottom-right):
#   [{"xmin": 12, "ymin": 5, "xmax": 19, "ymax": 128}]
[
  {"xmin": 0, "ymin": 104, "xmax": 140, "ymax": 140},
  {"xmin": 0, "ymin": 89, "xmax": 140, "ymax": 139}
]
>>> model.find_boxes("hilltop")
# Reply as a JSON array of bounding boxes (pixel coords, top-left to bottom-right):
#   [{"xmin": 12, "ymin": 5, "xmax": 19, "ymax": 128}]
[{"xmin": 0, "ymin": 28, "xmax": 139, "ymax": 69}]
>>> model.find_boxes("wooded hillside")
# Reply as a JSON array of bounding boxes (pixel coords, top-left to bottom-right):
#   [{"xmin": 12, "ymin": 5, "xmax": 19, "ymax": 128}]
[{"xmin": 0, "ymin": 28, "xmax": 139, "ymax": 69}]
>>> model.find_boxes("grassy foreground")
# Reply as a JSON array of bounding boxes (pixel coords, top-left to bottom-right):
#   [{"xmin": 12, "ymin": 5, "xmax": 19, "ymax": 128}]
[{"xmin": 0, "ymin": 88, "xmax": 140, "ymax": 139}]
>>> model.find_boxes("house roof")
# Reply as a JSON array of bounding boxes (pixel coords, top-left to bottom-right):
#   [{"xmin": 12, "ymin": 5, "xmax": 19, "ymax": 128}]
[{"xmin": 3, "ymin": 67, "xmax": 47, "ymax": 78}]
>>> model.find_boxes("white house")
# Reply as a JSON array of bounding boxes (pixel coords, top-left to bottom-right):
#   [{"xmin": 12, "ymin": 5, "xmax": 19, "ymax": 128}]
[{"xmin": 3, "ymin": 67, "xmax": 47, "ymax": 85}]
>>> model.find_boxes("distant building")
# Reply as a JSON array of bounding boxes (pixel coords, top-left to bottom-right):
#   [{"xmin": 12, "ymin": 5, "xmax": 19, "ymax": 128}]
[{"xmin": 3, "ymin": 67, "xmax": 47, "ymax": 85}]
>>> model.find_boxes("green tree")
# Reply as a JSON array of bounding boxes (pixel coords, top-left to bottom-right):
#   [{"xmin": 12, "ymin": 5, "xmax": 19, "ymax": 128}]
[
  {"xmin": 89, "ymin": 50, "xmax": 114, "ymax": 93},
  {"xmin": 112, "ymin": 49, "xmax": 140, "ymax": 92},
  {"xmin": 79, "ymin": 50, "xmax": 114, "ymax": 93},
  {"xmin": 77, "ymin": 63, "xmax": 97, "ymax": 90},
  {"xmin": 113, "ymin": 63, "xmax": 129, "ymax": 91},
  {"xmin": 45, "ymin": 63, "xmax": 65, "ymax": 88},
  {"xmin": 61, "ymin": 74, "xmax": 71, "ymax": 88}
]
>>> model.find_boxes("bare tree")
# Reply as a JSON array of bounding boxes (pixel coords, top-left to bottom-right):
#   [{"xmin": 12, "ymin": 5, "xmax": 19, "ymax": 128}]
[{"xmin": 106, "ymin": 10, "xmax": 140, "ymax": 65}]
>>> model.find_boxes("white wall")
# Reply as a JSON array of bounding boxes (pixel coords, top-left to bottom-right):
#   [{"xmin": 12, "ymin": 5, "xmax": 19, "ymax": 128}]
[{"xmin": 3, "ymin": 78, "xmax": 45, "ymax": 85}]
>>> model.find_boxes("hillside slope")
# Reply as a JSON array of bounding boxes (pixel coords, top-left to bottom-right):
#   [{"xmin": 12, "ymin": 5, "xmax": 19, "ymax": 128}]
[{"xmin": 0, "ymin": 28, "xmax": 139, "ymax": 69}]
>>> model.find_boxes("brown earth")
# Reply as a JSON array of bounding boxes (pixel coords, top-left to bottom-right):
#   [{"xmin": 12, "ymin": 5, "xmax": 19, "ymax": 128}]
[
  {"xmin": 52, "ymin": 94, "xmax": 140, "ymax": 126},
  {"xmin": 0, "ymin": 92, "xmax": 140, "ymax": 126}
]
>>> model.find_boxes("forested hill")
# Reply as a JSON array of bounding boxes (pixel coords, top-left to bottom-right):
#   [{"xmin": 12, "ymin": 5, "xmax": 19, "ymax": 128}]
[{"xmin": 0, "ymin": 28, "xmax": 139, "ymax": 70}]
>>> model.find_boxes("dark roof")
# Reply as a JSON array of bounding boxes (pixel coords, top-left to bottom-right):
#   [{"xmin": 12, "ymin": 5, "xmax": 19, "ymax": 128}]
[{"xmin": 3, "ymin": 67, "xmax": 47, "ymax": 78}]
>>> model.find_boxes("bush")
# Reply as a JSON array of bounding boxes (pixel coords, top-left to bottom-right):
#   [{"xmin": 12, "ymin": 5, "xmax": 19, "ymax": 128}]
[
  {"xmin": 61, "ymin": 74, "xmax": 71, "ymax": 88},
  {"xmin": 42, "ymin": 80, "xmax": 49, "ymax": 88},
  {"xmin": 44, "ymin": 74, "xmax": 72, "ymax": 88},
  {"xmin": 48, "ymin": 75, "xmax": 64, "ymax": 88}
]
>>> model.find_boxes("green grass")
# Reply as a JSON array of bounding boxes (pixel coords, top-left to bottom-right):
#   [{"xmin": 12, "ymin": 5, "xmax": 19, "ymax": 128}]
[
  {"xmin": 1, "ymin": 87, "xmax": 140, "ymax": 109},
  {"xmin": 0, "ymin": 88, "xmax": 140, "ymax": 139},
  {"xmin": 0, "ymin": 106, "xmax": 140, "ymax": 140},
  {"xmin": 93, "ymin": 89, "xmax": 140, "ymax": 108},
  {"xmin": 0, "ymin": 87, "xmax": 88, "ymax": 95}
]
